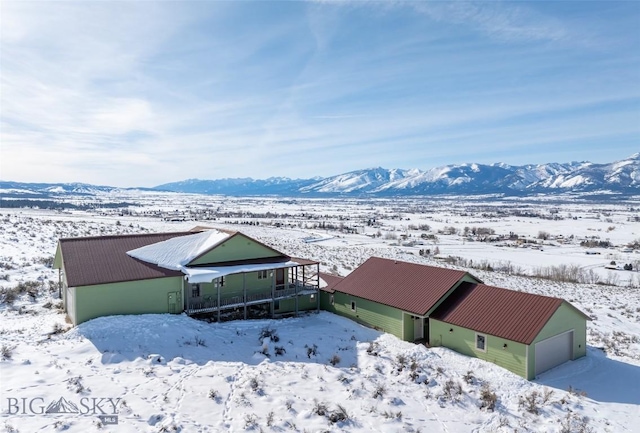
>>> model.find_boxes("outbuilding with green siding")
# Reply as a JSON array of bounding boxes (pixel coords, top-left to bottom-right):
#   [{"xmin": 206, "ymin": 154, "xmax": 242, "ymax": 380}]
[
  {"xmin": 430, "ymin": 282, "xmax": 589, "ymax": 379},
  {"xmin": 320, "ymin": 257, "xmax": 481, "ymax": 341},
  {"xmin": 319, "ymin": 258, "xmax": 588, "ymax": 380}
]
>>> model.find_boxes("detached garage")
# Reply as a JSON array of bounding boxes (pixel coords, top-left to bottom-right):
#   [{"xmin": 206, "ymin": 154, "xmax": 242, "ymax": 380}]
[{"xmin": 430, "ymin": 282, "xmax": 589, "ymax": 380}]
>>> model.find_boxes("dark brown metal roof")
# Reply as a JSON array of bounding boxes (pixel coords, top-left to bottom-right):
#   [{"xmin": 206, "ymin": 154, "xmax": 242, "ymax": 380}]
[
  {"xmin": 291, "ymin": 257, "xmax": 320, "ymax": 266},
  {"xmin": 319, "ymin": 272, "xmax": 344, "ymax": 293},
  {"xmin": 59, "ymin": 232, "xmax": 192, "ymax": 287},
  {"xmin": 331, "ymin": 257, "xmax": 469, "ymax": 315},
  {"xmin": 431, "ymin": 282, "xmax": 568, "ymax": 344}
]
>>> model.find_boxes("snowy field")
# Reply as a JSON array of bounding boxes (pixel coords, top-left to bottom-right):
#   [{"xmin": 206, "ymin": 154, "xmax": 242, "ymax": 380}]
[{"xmin": 1, "ymin": 193, "xmax": 639, "ymax": 432}]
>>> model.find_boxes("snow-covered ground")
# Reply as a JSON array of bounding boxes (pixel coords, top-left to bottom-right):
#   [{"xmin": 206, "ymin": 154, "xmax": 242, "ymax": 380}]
[{"xmin": 1, "ymin": 196, "xmax": 639, "ymax": 432}]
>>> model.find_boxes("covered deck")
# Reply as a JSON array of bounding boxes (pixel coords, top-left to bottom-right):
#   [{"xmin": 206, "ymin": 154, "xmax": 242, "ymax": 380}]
[{"xmin": 183, "ymin": 258, "xmax": 320, "ymax": 320}]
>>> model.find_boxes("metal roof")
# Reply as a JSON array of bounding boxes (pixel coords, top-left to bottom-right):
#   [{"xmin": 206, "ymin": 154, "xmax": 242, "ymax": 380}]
[
  {"xmin": 431, "ymin": 282, "xmax": 569, "ymax": 345},
  {"xmin": 331, "ymin": 257, "xmax": 469, "ymax": 315},
  {"xmin": 58, "ymin": 232, "xmax": 192, "ymax": 287},
  {"xmin": 318, "ymin": 272, "xmax": 344, "ymax": 293},
  {"xmin": 57, "ymin": 231, "xmax": 313, "ymax": 288}
]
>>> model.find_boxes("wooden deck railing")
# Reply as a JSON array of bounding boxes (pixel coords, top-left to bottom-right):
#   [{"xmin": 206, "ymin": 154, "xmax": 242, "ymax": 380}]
[{"xmin": 185, "ymin": 282, "xmax": 317, "ymax": 315}]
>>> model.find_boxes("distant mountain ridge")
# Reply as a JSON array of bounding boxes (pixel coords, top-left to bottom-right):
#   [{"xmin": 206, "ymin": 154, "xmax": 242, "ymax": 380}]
[
  {"xmin": 1, "ymin": 153, "xmax": 638, "ymax": 198},
  {"xmin": 155, "ymin": 153, "xmax": 639, "ymax": 196}
]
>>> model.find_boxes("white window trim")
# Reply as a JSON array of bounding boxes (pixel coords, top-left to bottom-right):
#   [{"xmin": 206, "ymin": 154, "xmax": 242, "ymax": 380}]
[{"xmin": 475, "ymin": 332, "xmax": 487, "ymax": 352}]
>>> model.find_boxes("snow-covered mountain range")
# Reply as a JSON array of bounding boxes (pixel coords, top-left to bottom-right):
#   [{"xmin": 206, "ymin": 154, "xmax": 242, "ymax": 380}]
[
  {"xmin": 1, "ymin": 153, "xmax": 638, "ymax": 198},
  {"xmin": 155, "ymin": 153, "xmax": 639, "ymax": 196}
]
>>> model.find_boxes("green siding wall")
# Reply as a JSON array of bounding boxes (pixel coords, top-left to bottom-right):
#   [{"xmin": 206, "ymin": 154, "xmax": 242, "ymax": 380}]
[
  {"xmin": 430, "ymin": 319, "xmax": 529, "ymax": 378},
  {"xmin": 275, "ymin": 294, "xmax": 318, "ymax": 314},
  {"xmin": 189, "ymin": 234, "xmax": 283, "ymax": 265},
  {"xmin": 320, "ymin": 291, "xmax": 405, "ymax": 339},
  {"xmin": 403, "ymin": 313, "xmax": 414, "ymax": 340},
  {"xmin": 193, "ymin": 272, "xmax": 286, "ymax": 300},
  {"xmin": 73, "ymin": 277, "xmax": 183, "ymax": 325},
  {"xmin": 527, "ymin": 302, "xmax": 588, "ymax": 379}
]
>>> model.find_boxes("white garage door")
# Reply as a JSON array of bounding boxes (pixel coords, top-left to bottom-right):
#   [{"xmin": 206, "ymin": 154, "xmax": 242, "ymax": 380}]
[{"xmin": 535, "ymin": 331, "xmax": 573, "ymax": 375}]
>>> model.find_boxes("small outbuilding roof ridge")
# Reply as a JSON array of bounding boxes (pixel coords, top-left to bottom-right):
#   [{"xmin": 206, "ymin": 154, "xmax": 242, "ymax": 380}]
[
  {"xmin": 331, "ymin": 257, "xmax": 470, "ymax": 316},
  {"xmin": 431, "ymin": 283, "xmax": 567, "ymax": 345}
]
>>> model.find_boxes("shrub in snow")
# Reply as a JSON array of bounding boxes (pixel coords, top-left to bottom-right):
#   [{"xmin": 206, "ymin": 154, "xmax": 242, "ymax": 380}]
[
  {"xmin": 395, "ymin": 354, "xmax": 407, "ymax": 372},
  {"xmin": 312, "ymin": 400, "xmax": 329, "ymax": 417},
  {"xmin": 259, "ymin": 326, "xmax": 279, "ymax": 343},
  {"xmin": 366, "ymin": 342, "xmax": 380, "ymax": 356},
  {"xmin": 518, "ymin": 390, "xmax": 541, "ymax": 415},
  {"xmin": 274, "ymin": 346, "xmax": 286, "ymax": 356},
  {"xmin": 208, "ymin": 389, "xmax": 221, "ymax": 403},
  {"xmin": 248, "ymin": 377, "xmax": 264, "ymax": 395},
  {"xmin": 305, "ymin": 343, "xmax": 318, "ymax": 358},
  {"xmin": 441, "ymin": 379, "xmax": 463, "ymax": 402},
  {"xmin": 50, "ymin": 322, "xmax": 68, "ymax": 335},
  {"xmin": 328, "ymin": 404, "xmax": 351, "ymax": 424},
  {"xmin": 243, "ymin": 413, "xmax": 258, "ymax": 430},
  {"xmin": 329, "ymin": 354, "xmax": 341, "ymax": 366},
  {"xmin": 479, "ymin": 384, "xmax": 497, "ymax": 411},
  {"xmin": 66, "ymin": 376, "xmax": 86, "ymax": 394},
  {"xmin": 560, "ymin": 412, "xmax": 594, "ymax": 433},
  {"xmin": 1, "ymin": 345, "xmax": 13, "ymax": 360},
  {"xmin": 285, "ymin": 400, "xmax": 294, "ymax": 411},
  {"xmin": 372, "ymin": 384, "xmax": 386, "ymax": 399},
  {"xmin": 462, "ymin": 370, "xmax": 475, "ymax": 384}
]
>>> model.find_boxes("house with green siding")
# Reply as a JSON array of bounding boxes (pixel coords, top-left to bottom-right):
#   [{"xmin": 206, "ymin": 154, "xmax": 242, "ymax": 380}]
[
  {"xmin": 429, "ymin": 281, "xmax": 590, "ymax": 380},
  {"xmin": 320, "ymin": 257, "xmax": 589, "ymax": 379},
  {"xmin": 53, "ymin": 228, "xmax": 319, "ymax": 325}
]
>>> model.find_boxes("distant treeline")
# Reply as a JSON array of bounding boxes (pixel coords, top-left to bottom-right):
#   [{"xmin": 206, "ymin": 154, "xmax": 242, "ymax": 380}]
[{"xmin": 0, "ymin": 199, "xmax": 136, "ymax": 210}]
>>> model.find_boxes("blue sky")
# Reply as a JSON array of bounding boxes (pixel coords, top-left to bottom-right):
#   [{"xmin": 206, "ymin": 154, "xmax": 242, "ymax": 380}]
[{"xmin": 1, "ymin": 1, "xmax": 639, "ymax": 187}]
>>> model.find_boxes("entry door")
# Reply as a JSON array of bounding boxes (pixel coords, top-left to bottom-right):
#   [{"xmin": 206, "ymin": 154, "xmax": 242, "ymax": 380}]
[
  {"xmin": 275, "ymin": 268, "xmax": 285, "ymax": 289},
  {"xmin": 414, "ymin": 317, "xmax": 424, "ymax": 340},
  {"xmin": 168, "ymin": 291, "xmax": 181, "ymax": 314}
]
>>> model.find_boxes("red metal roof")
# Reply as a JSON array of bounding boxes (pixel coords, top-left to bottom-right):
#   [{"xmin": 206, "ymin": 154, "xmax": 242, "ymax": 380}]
[
  {"xmin": 59, "ymin": 232, "xmax": 192, "ymax": 287},
  {"xmin": 331, "ymin": 257, "xmax": 469, "ymax": 315},
  {"xmin": 319, "ymin": 272, "xmax": 344, "ymax": 293},
  {"xmin": 58, "ymin": 231, "xmax": 316, "ymax": 287},
  {"xmin": 431, "ymin": 282, "xmax": 569, "ymax": 344}
]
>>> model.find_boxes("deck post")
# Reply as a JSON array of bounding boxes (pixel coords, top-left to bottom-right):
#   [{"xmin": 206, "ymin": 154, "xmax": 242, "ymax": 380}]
[
  {"xmin": 217, "ymin": 282, "xmax": 221, "ymax": 322},
  {"xmin": 316, "ymin": 263, "xmax": 320, "ymax": 313},
  {"xmin": 271, "ymin": 269, "xmax": 275, "ymax": 318},
  {"xmin": 295, "ymin": 266, "xmax": 299, "ymax": 316},
  {"xmin": 243, "ymin": 273, "xmax": 247, "ymax": 320}
]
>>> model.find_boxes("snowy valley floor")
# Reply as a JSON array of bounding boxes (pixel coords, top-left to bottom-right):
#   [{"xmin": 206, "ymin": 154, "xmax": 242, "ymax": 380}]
[{"xmin": 1, "ymin": 209, "xmax": 639, "ymax": 432}]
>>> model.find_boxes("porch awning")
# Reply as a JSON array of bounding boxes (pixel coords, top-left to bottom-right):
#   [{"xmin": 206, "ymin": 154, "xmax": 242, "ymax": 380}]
[{"xmin": 183, "ymin": 260, "xmax": 303, "ymax": 284}]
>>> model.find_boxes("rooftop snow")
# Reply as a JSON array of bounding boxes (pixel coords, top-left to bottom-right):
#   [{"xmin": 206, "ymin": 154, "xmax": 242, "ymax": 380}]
[{"xmin": 127, "ymin": 229, "xmax": 231, "ymax": 270}]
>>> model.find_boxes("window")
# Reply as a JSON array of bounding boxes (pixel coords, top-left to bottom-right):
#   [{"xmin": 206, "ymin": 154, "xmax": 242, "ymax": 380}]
[
  {"xmin": 310, "ymin": 294, "xmax": 315, "ymax": 300},
  {"xmin": 274, "ymin": 300, "xmax": 280, "ymax": 310},
  {"xmin": 258, "ymin": 270, "xmax": 268, "ymax": 279},
  {"xmin": 191, "ymin": 284, "xmax": 200, "ymax": 298},
  {"xmin": 330, "ymin": 295, "xmax": 335, "ymax": 305},
  {"xmin": 475, "ymin": 333, "xmax": 487, "ymax": 352},
  {"xmin": 214, "ymin": 277, "xmax": 225, "ymax": 288},
  {"xmin": 351, "ymin": 301, "xmax": 356, "ymax": 312}
]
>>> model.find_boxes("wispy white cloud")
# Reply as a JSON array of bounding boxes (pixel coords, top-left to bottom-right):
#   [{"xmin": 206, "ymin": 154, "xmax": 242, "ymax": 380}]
[{"xmin": 1, "ymin": 1, "xmax": 638, "ymax": 186}]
